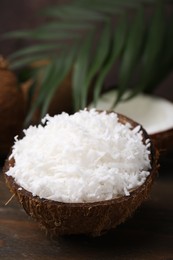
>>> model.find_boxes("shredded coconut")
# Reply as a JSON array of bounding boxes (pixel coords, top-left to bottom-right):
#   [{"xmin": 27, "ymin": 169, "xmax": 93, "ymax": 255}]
[{"xmin": 6, "ymin": 109, "xmax": 151, "ymax": 203}]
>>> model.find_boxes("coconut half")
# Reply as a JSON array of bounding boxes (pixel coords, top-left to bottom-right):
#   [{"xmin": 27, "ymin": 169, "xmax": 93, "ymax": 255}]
[
  {"xmin": 3, "ymin": 112, "xmax": 159, "ymax": 237},
  {"xmin": 89, "ymin": 90, "xmax": 173, "ymax": 154}
]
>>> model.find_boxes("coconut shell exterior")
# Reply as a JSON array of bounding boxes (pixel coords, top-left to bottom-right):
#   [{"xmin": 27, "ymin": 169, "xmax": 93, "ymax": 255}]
[
  {"xmin": 3, "ymin": 113, "xmax": 159, "ymax": 237},
  {"xmin": 150, "ymin": 128, "xmax": 173, "ymax": 156}
]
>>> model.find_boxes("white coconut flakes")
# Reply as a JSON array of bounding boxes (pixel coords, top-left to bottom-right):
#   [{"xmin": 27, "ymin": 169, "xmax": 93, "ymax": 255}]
[{"xmin": 6, "ymin": 109, "xmax": 151, "ymax": 203}]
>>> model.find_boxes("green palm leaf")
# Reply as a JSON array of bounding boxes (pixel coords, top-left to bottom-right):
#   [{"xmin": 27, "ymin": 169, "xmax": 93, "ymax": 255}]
[
  {"xmin": 81, "ymin": 21, "xmax": 111, "ymax": 108},
  {"xmin": 94, "ymin": 13, "xmax": 128, "ymax": 104},
  {"xmin": 126, "ymin": 1, "xmax": 165, "ymax": 100},
  {"xmin": 116, "ymin": 7, "xmax": 145, "ymax": 104},
  {"xmin": 41, "ymin": 47, "xmax": 77, "ymax": 118},
  {"xmin": 10, "ymin": 54, "xmax": 51, "ymax": 70},
  {"xmin": 25, "ymin": 62, "xmax": 55, "ymax": 125},
  {"xmin": 2, "ymin": 0, "xmax": 172, "ymax": 124},
  {"xmin": 3, "ymin": 29, "xmax": 80, "ymax": 41},
  {"xmin": 72, "ymin": 32, "xmax": 94, "ymax": 111},
  {"xmin": 38, "ymin": 21, "xmax": 94, "ymax": 31},
  {"xmin": 143, "ymin": 14, "xmax": 173, "ymax": 94},
  {"xmin": 2, "ymin": 30, "xmax": 33, "ymax": 39},
  {"xmin": 8, "ymin": 44, "xmax": 61, "ymax": 60}
]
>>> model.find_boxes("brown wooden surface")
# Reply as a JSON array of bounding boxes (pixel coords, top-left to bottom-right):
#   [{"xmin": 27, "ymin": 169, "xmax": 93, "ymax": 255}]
[{"xmin": 0, "ymin": 153, "xmax": 173, "ymax": 260}]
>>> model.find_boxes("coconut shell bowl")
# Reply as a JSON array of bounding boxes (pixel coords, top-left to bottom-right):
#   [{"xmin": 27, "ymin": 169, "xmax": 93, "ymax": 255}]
[{"xmin": 3, "ymin": 111, "xmax": 159, "ymax": 237}]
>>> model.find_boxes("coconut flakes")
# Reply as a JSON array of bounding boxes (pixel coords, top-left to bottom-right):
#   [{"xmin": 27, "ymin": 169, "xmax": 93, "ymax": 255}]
[{"xmin": 6, "ymin": 109, "xmax": 151, "ymax": 203}]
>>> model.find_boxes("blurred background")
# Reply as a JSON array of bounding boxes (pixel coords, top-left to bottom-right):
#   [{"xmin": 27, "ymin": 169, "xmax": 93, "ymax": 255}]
[{"xmin": 0, "ymin": 0, "xmax": 173, "ymax": 100}]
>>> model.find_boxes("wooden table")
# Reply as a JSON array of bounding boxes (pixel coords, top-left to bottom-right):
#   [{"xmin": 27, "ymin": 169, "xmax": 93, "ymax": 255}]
[{"xmin": 0, "ymin": 152, "xmax": 173, "ymax": 260}]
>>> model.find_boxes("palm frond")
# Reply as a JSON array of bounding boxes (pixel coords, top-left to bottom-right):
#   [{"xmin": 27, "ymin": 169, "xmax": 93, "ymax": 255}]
[
  {"xmin": 72, "ymin": 31, "xmax": 94, "ymax": 111},
  {"xmin": 93, "ymin": 13, "xmax": 128, "ymax": 104},
  {"xmin": 10, "ymin": 54, "xmax": 52, "ymax": 70},
  {"xmin": 2, "ymin": 0, "xmax": 173, "ymax": 123},
  {"xmin": 116, "ymin": 7, "xmax": 145, "ymax": 104},
  {"xmin": 8, "ymin": 44, "xmax": 61, "ymax": 61},
  {"xmin": 81, "ymin": 21, "xmax": 111, "ymax": 108},
  {"xmin": 125, "ymin": 1, "xmax": 165, "ymax": 100}
]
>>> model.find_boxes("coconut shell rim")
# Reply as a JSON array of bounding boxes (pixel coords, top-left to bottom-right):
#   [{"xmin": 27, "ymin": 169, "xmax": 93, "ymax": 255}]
[{"xmin": 3, "ymin": 112, "xmax": 158, "ymax": 207}]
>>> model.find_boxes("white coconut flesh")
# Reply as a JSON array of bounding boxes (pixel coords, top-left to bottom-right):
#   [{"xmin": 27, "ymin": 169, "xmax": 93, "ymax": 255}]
[
  {"xmin": 89, "ymin": 90, "xmax": 173, "ymax": 135},
  {"xmin": 6, "ymin": 109, "xmax": 151, "ymax": 203}
]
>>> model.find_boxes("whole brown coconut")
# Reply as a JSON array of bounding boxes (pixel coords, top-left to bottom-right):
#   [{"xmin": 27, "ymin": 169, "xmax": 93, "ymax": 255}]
[
  {"xmin": 0, "ymin": 56, "xmax": 25, "ymax": 158},
  {"xmin": 3, "ymin": 113, "xmax": 159, "ymax": 237}
]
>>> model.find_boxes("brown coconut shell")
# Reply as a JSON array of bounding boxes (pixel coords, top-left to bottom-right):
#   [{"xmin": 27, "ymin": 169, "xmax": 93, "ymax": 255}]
[
  {"xmin": 3, "ymin": 113, "xmax": 159, "ymax": 237},
  {"xmin": 150, "ymin": 128, "xmax": 173, "ymax": 156},
  {"xmin": 0, "ymin": 57, "xmax": 25, "ymax": 158}
]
